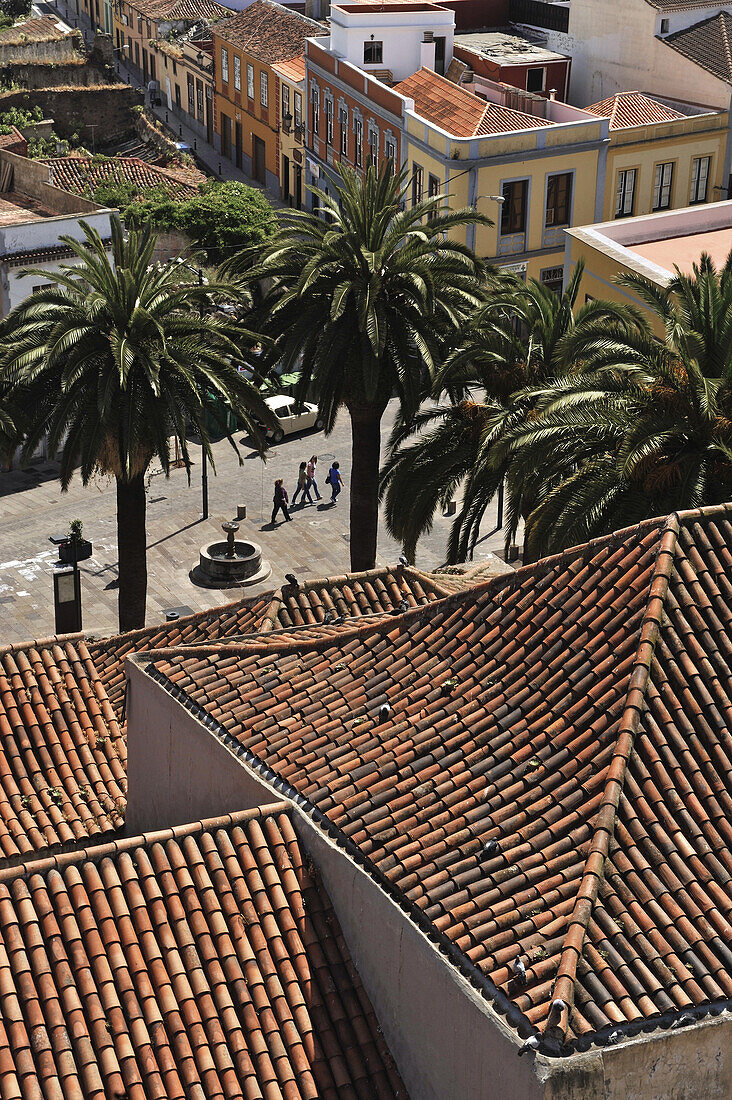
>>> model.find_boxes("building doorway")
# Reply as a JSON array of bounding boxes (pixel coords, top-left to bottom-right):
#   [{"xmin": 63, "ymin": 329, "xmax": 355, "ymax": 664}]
[
  {"xmin": 434, "ymin": 36, "xmax": 446, "ymax": 76},
  {"xmin": 282, "ymin": 154, "xmax": 290, "ymax": 202},
  {"xmin": 294, "ymin": 164, "xmax": 302, "ymax": 209},
  {"xmin": 235, "ymin": 121, "xmax": 243, "ymax": 169},
  {"xmin": 253, "ymin": 135, "xmax": 266, "ymax": 185}
]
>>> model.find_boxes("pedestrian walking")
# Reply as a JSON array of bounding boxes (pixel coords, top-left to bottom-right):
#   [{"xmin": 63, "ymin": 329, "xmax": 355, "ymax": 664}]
[
  {"xmin": 327, "ymin": 460, "xmax": 344, "ymax": 505},
  {"xmin": 306, "ymin": 455, "xmax": 321, "ymax": 500},
  {"xmin": 292, "ymin": 461, "xmax": 313, "ymax": 505},
  {"xmin": 271, "ymin": 478, "xmax": 292, "ymax": 524}
]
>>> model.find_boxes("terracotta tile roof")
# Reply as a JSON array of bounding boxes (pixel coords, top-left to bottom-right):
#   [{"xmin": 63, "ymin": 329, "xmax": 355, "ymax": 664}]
[
  {"xmin": 90, "ymin": 565, "xmax": 451, "ymax": 722},
  {"xmin": 41, "ymin": 156, "xmax": 199, "ymax": 199},
  {"xmin": 272, "ymin": 55, "xmax": 306, "ymax": 83},
  {"xmin": 585, "ymin": 90, "xmax": 686, "ymax": 129},
  {"xmin": 663, "ymin": 12, "xmax": 732, "ymax": 84},
  {"xmin": 214, "ymin": 0, "xmax": 325, "ymax": 64},
  {"xmin": 132, "ymin": 0, "xmax": 230, "ymax": 20},
  {"xmin": 144, "ymin": 504, "xmax": 732, "ymax": 1051},
  {"xmin": 0, "ymin": 15, "xmax": 65, "ymax": 42},
  {"xmin": 0, "ymin": 637, "xmax": 125, "ymax": 865},
  {"xmin": 0, "ymin": 804, "xmax": 406, "ymax": 1098},
  {"xmin": 394, "ymin": 67, "xmax": 552, "ymax": 136}
]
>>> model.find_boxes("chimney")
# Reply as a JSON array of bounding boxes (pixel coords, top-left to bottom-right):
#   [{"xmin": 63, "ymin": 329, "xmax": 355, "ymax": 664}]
[
  {"xmin": 549, "ymin": 88, "xmax": 556, "ymax": 101},
  {"xmin": 421, "ymin": 30, "xmax": 436, "ymax": 70}
]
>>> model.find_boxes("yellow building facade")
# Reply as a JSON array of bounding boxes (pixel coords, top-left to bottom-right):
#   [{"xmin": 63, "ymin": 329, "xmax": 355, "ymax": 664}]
[
  {"xmin": 394, "ymin": 69, "xmax": 608, "ymax": 287},
  {"xmin": 584, "ymin": 92, "xmax": 729, "ymax": 223},
  {"xmin": 272, "ymin": 56, "xmax": 306, "ymax": 207}
]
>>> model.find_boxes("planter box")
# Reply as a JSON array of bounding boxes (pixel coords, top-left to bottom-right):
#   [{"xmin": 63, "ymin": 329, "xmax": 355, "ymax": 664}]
[{"xmin": 58, "ymin": 539, "xmax": 93, "ymax": 564}]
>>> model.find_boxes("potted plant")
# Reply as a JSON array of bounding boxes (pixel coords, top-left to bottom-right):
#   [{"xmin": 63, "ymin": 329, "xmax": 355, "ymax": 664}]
[{"xmin": 59, "ymin": 518, "xmax": 93, "ymax": 563}]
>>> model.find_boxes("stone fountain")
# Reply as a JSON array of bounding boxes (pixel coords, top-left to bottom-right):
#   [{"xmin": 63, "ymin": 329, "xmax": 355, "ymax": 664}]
[{"xmin": 192, "ymin": 520, "xmax": 271, "ymax": 588}]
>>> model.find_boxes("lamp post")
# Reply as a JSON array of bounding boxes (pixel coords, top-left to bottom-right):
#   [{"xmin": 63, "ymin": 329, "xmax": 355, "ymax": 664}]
[
  {"xmin": 473, "ymin": 194, "xmax": 505, "ymax": 531},
  {"xmin": 175, "ymin": 259, "xmax": 209, "ymax": 519}
]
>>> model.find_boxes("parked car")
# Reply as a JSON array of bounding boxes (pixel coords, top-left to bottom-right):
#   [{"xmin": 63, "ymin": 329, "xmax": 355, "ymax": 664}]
[{"xmin": 263, "ymin": 395, "xmax": 324, "ymax": 443}]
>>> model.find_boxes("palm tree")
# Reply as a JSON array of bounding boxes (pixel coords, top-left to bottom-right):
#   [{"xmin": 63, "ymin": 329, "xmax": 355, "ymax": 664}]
[
  {"xmin": 240, "ymin": 163, "xmax": 489, "ymax": 572},
  {"xmin": 499, "ymin": 251, "xmax": 732, "ymax": 559},
  {"xmin": 381, "ymin": 262, "xmax": 636, "ymax": 562},
  {"xmin": 0, "ymin": 217, "xmax": 271, "ymax": 630}
]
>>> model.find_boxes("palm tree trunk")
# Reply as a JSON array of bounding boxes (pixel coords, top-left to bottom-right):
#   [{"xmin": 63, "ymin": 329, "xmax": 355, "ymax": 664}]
[
  {"xmin": 348, "ymin": 403, "xmax": 384, "ymax": 572},
  {"xmin": 116, "ymin": 474, "xmax": 147, "ymax": 631}
]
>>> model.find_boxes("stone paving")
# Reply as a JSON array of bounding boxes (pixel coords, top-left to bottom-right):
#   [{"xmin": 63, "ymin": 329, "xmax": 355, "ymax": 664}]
[{"xmin": 0, "ymin": 400, "xmax": 509, "ymax": 643}]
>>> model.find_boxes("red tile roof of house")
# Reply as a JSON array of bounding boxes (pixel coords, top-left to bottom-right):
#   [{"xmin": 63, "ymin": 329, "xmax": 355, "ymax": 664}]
[
  {"xmin": 130, "ymin": 0, "xmax": 230, "ymax": 20},
  {"xmin": 663, "ymin": 12, "xmax": 732, "ymax": 84},
  {"xmin": 0, "ymin": 15, "xmax": 66, "ymax": 42},
  {"xmin": 394, "ymin": 67, "xmax": 552, "ymax": 136},
  {"xmin": 0, "ymin": 804, "xmax": 406, "ymax": 1098},
  {"xmin": 143, "ymin": 504, "xmax": 732, "ymax": 1051},
  {"xmin": 585, "ymin": 91, "xmax": 687, "ymax": 129},
  {"xmin": 214, "ymin": 0, "xmax": 325, "ymax": 64},
  {"xmin": 272, "ymin": 55, "xmax": 306, "ymax": 83},
  {"xmin": 0, "ymin": 636, "xmax": 125, "ymax": 864},
  {"xmin": 42, "ymin": 156, "xmax": 200, "ymax": 199}
]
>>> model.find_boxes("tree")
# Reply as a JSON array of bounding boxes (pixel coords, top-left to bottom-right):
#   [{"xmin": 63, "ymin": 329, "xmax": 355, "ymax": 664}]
[
  {"xmin": 125, "ymin": 180, "xmax": 276, "ymax": 265},
  {"xmin": 0, "ymin": 217, "xmax": 271, "ymax": 630},
  {"xmin": 241, "ymin": 163, "xmax": 489, "ymax": 571},
  {"xmin": 499, "ymin": 251, "xmax": 732, "ymax": 559},
  {"xmin": 381, "ymin": 263, "xmax": 636, "ymax": 562}
]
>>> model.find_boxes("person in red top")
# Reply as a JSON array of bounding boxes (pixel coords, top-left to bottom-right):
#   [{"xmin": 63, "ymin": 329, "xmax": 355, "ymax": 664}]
[{"xmin": 271, "ymin": 478, "xmax": 291, "ymax": 524}]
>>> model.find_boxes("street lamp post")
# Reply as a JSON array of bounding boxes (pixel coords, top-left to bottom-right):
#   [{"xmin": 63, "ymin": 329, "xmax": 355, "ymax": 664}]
[{"xmin": 175, "ymin": 258, "xmax": 209, "ymax": 518}]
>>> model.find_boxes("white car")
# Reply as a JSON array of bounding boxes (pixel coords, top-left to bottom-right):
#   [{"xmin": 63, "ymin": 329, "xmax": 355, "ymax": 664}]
[{"xmin": 264, "ymin": 394, "xmax": 324, "ymax": 443}]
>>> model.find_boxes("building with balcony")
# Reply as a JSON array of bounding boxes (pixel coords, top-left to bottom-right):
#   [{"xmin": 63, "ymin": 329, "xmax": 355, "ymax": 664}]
[
  {"xmin": 273, "ymin": 54, "xmax": 306, "ymax": 206},
  {"xmin": 112, "ymin": 0, "xmax": 229, "ymax": 92},
  {"xmin": 0, "ymin": 149, "xmax": 113, "ymax": 318},
  {"xmin": 584, "ymin": 90, "xmax": 729, "ymax": 222},
  {"xmin": 212, "ymin": 0, "xmax": 324, "ymax": 190}
]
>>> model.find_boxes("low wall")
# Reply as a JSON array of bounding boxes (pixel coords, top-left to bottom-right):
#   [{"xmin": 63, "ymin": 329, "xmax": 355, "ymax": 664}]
[
  {"xmin": 0, "ymin": 34, "xmax": 81, "ymax": 64},
  {"xmin": 0, "ymin": 84, "xmax": 143, "ymax": 143},
  {"xmin": 3, "ymin": 61, "xmax": 110, "ymax": 88},
  {"xmin": 0, "ymin": 149, "xmax": 98, "ymax": 214}
]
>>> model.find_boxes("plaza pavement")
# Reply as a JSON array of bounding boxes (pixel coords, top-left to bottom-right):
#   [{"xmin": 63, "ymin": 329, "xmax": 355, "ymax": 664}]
[{"xmin": 0, "ymin": 400, "xmax": 509, "ymax": 644}]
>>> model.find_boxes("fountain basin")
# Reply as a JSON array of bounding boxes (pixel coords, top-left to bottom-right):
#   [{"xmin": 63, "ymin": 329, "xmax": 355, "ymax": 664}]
[{"xmin": 192, "ymin": 537, "xmax": 271, "ymax": 588}]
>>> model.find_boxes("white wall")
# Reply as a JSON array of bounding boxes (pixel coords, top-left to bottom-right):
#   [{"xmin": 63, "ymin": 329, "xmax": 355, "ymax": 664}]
[
  {"xmin": 517, "ymin": 0, "xmax": 732, "ymax": 111},
  {"xmin": 329, "ymin": 5, "xmax": 454, "ymax": 81},
  {"xmin": 0, "ymin": 210, "xmax": 112, "ymax": 317}
]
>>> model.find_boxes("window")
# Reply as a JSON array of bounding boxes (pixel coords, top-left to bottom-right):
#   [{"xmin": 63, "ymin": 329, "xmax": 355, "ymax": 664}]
[
  {"xmin": 545, "ymin": 172, "xmax": 572, "ymax": 226},
  {"xmin": 311, "ymin": 87, "xmax": 320, "ymax": 136},
  {"xmin": 233, "ymin": 54, "xmax": 241, "ymax": 91},
  {"xmin": 615, "ymin": 168, "xmax": 636, "ymax": 217},
  {"xmin": 526, "ymin": 67, "xmax": 545, "ymax": 94},
  {"xmin": 172, "ymin": 59, "xmax": 176, "ymax": 76},
  {"xmin": 282, "ymin": 82, "xmax": 290, "ymax": 123},
  {"xmin": 501, "ymin": 179, "xmax": 528, "ymax": 235},
  {"xmin": 175, "ymin": 83, "xmax": 181, "ymax": 108},
  {"xmin": 137, "ymin": 14, "xmax": 141, "ymax": 31},
  {"xmin": 412, "ymin": 163, "xmax": 424, "ymax": 205},
  {"xmin": 385, "ymin": 136, "xmax": 395, "ymax": 163},
  {"xmin": 294, "ymin": 90, "xmax": 302, "ymax": 129},
  {"xmin": 187, "ymin": 72, "xmax": 195, "ymax": 115},
  {"xmin": 653, "ymin": 161, "xmax": 674, "ymax": 210},
  {"xmin": 540, "ymin": 266, "xmax": 564, "ymax": 295},
  {"xmin": 247, "ymin": 62, "xmax": 254, "ymax": 99},
  {"xmin": 146, "ymin": 18, "xmax": 150, "ymax": 34},
  {"xmin": 221, "ymin": 46, "xmax": 229, "ymax": 84},
  {"xmin": 339, "ymin": 106, "xmax": 348, "ymax": 156},
  {"xmin": 660, "ymin": 17, "xmax": 669, "ymax": 32},
  {"xmin": 196, "ymin": 79, "xmax": 204, "ymax": 119},
  {"xmin": 690, "ymin": 156, "xmax": 711, "ymax": 204},
  {"xmin": 363, "ymin": 40, "xmax": 383, "ymax": 64},
  {"xmin": 427, "ymin": 173, "xmax": 440, "ymax": 218},
  {"xmin": 355, "ymin": 117, "xmax": 363, "ymax": 167},
  {"xmin": 368, "ymin": 125, "xmax": 377, "ymax": 167},
  {"xmin": 326, "ymin": 99, "xmax": 334, "ymax": 143},
  {"xmin": 260, "ymin": 70, "xmax": 268, "ymax": 107}
]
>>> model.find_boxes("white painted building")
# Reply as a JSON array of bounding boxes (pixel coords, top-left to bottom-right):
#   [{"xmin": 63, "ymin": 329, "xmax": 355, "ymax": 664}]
[
  {"xmin": 0, "ymin": 150, "xmax": 113, "ymax": 318},
  {"xmin": 328, "ymin": 1, "xmax": 455, "ymax": 82}
]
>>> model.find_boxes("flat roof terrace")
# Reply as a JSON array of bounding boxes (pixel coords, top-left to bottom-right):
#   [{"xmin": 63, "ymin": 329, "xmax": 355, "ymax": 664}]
[
  {"xmin": 631, "ymin": 226, "xmax": 732, "ymax": 274},
  {"xmin": 0, "ymin": 191, "xmax": 59, "ymax": 226}
]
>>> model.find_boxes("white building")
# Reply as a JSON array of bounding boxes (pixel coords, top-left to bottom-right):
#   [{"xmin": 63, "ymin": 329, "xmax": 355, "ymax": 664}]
[
  {"xmin": 0, "ymin": 150, "xmax": 113, "ymax": 318},
  {"xmin": 328, "ymin": 0, "xmax": 455, "ymax": 81}
]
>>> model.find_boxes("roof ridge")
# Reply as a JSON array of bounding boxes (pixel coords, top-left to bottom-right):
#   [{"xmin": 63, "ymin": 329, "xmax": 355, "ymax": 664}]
[
  {"xmin": 0, "ymin": 801, "xmax": 291, "ymax": 883},
  {"xmin": 547, "ymin": 514, "xmax": 681, "ymax": 1043},
  {"xmin": 0, "ymin": 631, "xmax": 85, "ymax": 658}
]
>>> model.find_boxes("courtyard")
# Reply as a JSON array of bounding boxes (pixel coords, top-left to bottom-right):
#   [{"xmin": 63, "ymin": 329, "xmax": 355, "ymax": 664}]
[{"xmin": 0, "ymin": 400, "xmax": 508, "ymax": 643}]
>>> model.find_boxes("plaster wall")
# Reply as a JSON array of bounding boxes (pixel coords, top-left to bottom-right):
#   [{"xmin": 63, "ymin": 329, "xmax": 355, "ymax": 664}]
[
  {"xmin": 294, "ymin": 812, "xmax": 545, "ymax": 1100},
  {"xmin": 124, "ymin": 660, "xmax": 281, "ymax": 835},
  {"xmin": 329, "ymin": 7, "xmax": 455, "ymax": 82},
  {"xmin": 563, "ymin": 0, "xmax": 730, "ymax": 109}
]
